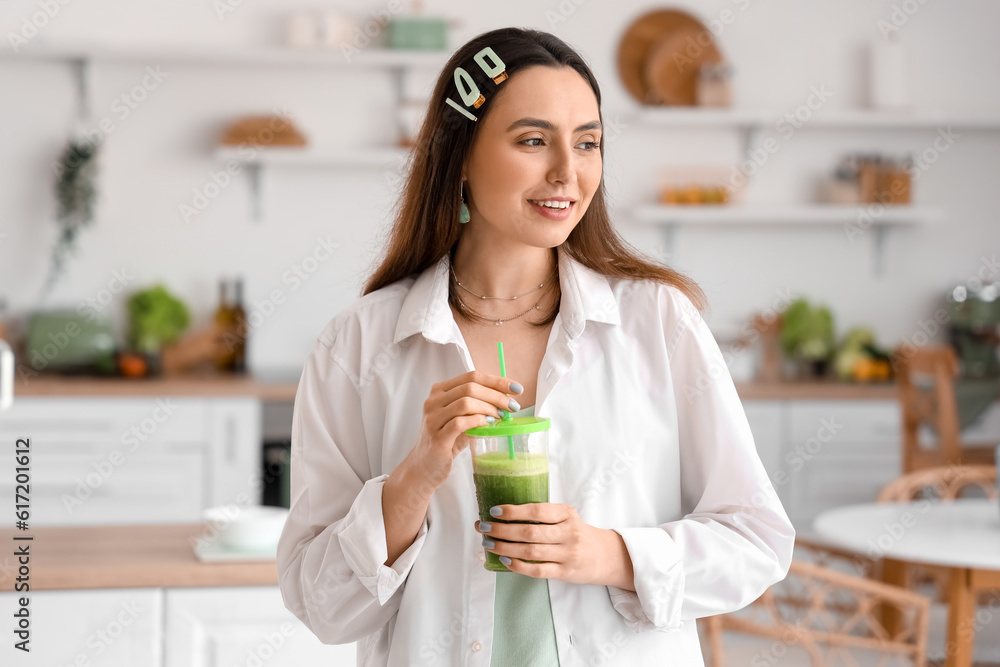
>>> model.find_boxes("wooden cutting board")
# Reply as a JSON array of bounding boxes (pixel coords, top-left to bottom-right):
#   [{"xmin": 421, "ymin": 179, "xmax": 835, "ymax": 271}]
[{"xmin": 617, "ymin": 9, "xmax": 723, "ymax": 106}]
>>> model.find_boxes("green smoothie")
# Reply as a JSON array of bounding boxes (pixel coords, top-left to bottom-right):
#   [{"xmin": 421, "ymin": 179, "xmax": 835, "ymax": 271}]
[{"xmin": 472, "ymin": 451, "xmax": 549, "ymax": 572}]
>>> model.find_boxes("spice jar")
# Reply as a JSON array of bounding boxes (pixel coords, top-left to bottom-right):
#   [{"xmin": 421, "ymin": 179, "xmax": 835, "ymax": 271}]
[{"xmin": 696, "ymin": 63, "xmax": 732, "ymax": 107}]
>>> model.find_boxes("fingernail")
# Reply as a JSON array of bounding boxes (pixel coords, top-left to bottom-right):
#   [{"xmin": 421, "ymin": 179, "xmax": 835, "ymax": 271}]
[
  {"xmin": 499, "ymin": 556, "xmax": 512, "ymax": 566},
  {"xmin": 498, "ymin": 409, "xmax": 506, "ymax": 418},
  {"xmin": 508, "ymin": 399, "xmax": 520, "ymax": 412},
  {"xmin": 486, "ymin": 415, "xmax": 495, "ymax": 423},
  {"xmin": 509, "ymin": 381, "xmax": 523, "ymax": 394},
  {"xmin": 479, "ymin": 521, "xmax": 492, "ymax": 532},
  {"xmin": 489, "ymin": 506, "xmax": 503, "ymax": 517},
  {"xmin": 482, "ymin": 538, "xmax": 495, "ymax": 549}
]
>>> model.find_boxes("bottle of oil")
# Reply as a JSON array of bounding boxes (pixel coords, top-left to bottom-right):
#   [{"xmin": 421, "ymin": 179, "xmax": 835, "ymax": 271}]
[
  {"xmin": 213, "ymin": 278, "xmax": 236, "ymax": 371},
  {"xmin": 232, "ymin": 277, "xmax": 247, "ymax": 373}
]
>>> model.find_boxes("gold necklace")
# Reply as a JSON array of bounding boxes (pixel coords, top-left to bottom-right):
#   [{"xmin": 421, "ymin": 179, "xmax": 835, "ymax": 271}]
[
  {"xmin": 450, "ymin": 263, "xmax": 557, "ymax": 301},
  {"xmin": 453, "ymin": 279, "xmax": 557, "ymax": 326}
]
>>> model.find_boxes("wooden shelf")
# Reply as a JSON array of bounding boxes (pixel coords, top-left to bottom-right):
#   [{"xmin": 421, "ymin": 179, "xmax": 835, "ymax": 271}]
[{"xmin": 633, "ymin": 204, "xmax": 943, "ymax": 226}]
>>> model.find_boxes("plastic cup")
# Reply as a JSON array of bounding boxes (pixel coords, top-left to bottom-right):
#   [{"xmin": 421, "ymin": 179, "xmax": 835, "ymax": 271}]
[{"xmin": 465, "ymin": 416, "xmax": 551, "ymax": 572}]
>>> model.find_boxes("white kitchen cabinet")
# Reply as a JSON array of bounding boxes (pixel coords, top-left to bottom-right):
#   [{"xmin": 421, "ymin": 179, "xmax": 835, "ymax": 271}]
[
  {"xmin": 0, "ymin": 397, "xmax": 260, "ymax": 526},
  {"xmin": 782, "ymin": 400, "xmax": 902, "ymax": 531},
  {"xmin": 0, "ymin": 588, "xmax": 163, "ymax": 667},
  {"xmin": 207, "ymin": 399, "xmax": 263, "ymax": 508},
  {"xmin": 164, "ymin": 586, "xmax": 356, "ymax": 667}
]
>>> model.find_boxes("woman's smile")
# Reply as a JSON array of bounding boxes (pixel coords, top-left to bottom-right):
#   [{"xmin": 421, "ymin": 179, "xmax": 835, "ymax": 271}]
[{"xmin": 527, "ymin": 199, "xmax": 575, "ymax": 220}]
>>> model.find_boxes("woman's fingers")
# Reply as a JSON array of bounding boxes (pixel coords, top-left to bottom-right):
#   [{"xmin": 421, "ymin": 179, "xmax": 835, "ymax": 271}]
[
  {"xmin": 474, "ymin": 517, "xmax": 569, "ymax": 545},
  {"xmin": 489, "ymin": 503, "xmax": 574, "ymax": 524},
  {"xmin": 437, "ymin": 370, "xmax": 523, "ymax": 396},
  {"xmin": 482, "ymin": 537, "xmax": 561, "ymax": 564}
]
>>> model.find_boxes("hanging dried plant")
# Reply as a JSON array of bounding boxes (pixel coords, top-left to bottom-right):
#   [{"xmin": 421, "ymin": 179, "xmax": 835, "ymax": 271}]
[{"xmin": 39, "ymin": 139, "xmax": 100, "ymax": 299}]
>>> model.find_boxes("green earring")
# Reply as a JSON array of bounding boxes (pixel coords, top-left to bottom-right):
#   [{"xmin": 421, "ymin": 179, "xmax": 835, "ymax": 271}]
[{"xmin": 459, "ymin": 182, "xmax": 470, "ymax": 224}]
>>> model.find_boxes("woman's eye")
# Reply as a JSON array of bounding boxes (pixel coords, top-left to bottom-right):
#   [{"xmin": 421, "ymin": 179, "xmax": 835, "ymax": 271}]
[{"xmin": 519, "ymin": 138, "xmax": 602, "ymax": 151}]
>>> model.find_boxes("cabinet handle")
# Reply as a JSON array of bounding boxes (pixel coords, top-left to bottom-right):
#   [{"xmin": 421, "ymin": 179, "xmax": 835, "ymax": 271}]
[{"xmin": 225, "ymin": 415, "xmax": 237, "ymax": 463}]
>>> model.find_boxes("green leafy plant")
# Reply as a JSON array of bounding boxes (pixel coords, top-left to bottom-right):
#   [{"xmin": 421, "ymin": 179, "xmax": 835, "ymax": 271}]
[
  {"xmin": 127, "ymin": 285, "xmax": 191, "ymax": 354},
  {"xmin": 779, "ymin": 298, "xmax": 835, "ymax": 361},
  {"xmin": 40, "ymin": 139, "xmax": 101, "ymax": 300}
]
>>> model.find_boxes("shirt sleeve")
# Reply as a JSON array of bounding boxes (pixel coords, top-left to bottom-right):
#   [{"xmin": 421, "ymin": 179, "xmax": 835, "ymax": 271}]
[
  {"xmin": 276, "ymin": 334, "xmax": 429, "ymax": 644},
  {"xmin": 607, "ymin": 299, "xmax": 795, "ymax": 633}
]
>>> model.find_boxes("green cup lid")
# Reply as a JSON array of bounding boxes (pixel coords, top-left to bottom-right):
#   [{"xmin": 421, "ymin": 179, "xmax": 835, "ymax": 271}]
[{"xmin": 464, "ymin": 416, "xmax": 551, "ymax": 437}]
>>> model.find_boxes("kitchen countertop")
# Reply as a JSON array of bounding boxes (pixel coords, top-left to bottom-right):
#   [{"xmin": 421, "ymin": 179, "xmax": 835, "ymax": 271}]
[
  {"xmin": 0, "ymin": 524, "xmax": 278, "ymax": 591},
  {"xmin": 12, "ymin": 370, "xmax": 900, "ymax": 401},
  {"xmin": 13, "ymin": 369, "xmax": 301, "ymax": 401}
]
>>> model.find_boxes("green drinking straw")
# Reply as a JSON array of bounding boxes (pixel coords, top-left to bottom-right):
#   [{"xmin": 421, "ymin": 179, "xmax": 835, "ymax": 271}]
[{"xmin": 497, "ymin": 341, "xmax": 515, "ymax": 459}]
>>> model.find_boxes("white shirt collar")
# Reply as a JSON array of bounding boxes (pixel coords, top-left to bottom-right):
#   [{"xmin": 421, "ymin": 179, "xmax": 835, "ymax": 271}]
[{"xmin": 393, "ymin": 245, "xmax": 621, "ymax": 346}]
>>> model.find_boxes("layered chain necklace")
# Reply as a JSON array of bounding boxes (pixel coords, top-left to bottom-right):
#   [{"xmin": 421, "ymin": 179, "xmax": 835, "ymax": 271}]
[{"xmin": 451, "ymin": 263, "xmax": 559, "ymax": 326}]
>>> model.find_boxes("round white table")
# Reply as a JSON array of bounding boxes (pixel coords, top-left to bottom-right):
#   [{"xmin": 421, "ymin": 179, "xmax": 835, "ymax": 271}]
[{"xmin": 814, "ymin": 499, "xmax": 1000, "ymax": 667}]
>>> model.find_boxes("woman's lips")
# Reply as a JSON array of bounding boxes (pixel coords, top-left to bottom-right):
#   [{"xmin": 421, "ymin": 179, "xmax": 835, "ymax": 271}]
[{"xmin": 527, "ymin": 200, "xmax": 574, "ymax": 220}]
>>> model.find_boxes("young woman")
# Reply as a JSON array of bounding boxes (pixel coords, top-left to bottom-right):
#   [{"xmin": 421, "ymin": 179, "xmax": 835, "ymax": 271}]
[{"xmin": 277, "ymin": 27, "xmax": 794, "ymax": 667}]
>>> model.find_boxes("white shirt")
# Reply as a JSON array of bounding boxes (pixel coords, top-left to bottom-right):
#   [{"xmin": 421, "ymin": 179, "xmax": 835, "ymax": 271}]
[{"xmin": 277, "ymin": 245, "xmax": 795, "ymax": 667}]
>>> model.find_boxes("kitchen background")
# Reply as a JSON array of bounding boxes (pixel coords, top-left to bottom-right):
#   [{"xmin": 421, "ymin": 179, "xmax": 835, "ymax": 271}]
[
  {"xmin": 0, "ymin": 0, "xmax": 997, "ymax": 371},
  {"xmin": 0, "ymin": 0, "xmax": 998, "ymax": 665}
]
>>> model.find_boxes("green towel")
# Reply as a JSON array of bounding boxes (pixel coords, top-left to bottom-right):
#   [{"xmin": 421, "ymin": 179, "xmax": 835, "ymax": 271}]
[{"xmin": 490, "ymin": 404, "xmax": 560, "ymax": 667}]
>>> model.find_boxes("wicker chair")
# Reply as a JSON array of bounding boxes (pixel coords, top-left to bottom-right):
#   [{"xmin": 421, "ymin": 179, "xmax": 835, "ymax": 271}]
[
  {"xmin": 699, "ymin": 541, "xmax": 930, "ymax": 666},
  {"xmin": 877, "ymin": 465, "xmax": 998, "ymax": 605},
  {"xmin": 894, "ymin": 346, "xmax": 996, "ymax": 474}
]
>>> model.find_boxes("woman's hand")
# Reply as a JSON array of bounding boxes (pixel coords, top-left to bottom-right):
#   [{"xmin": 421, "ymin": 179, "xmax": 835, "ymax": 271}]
[
  {"xmin": 474, "ymin": 503, "xmax": 636, "ymax": 590},
  {"xmin": 408, "ymin": 370, "xmax": 523, "ymax": 490}
]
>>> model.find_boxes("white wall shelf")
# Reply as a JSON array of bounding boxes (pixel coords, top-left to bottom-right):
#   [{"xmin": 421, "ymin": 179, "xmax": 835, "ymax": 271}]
[
  {"xmin": 214, "ymin": 145, "xmax": 412, "ymax": 168},
  {"xmin": 630, "ymin": 107, "xmax": 1000, "ymax": 130},
  {"xmin": 635, "ymin": 204, "xmax": 942, "ymax": 278},
  {"xmin": 1, "ymin": 42, "xmax": 450, "ymax": 69},
  {"xmin": 213, "ymin": 146, "xmax": 414, "ymax": 221},
  {"xmin": 633, "ymin": 204, "xmax": 943, "ymax": 225},
  {"xmin": 3, "ymin": 42, "xmax": 445, "ymax": 222}
]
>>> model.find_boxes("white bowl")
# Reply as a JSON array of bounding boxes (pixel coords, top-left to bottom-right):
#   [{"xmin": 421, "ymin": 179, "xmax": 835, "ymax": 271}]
[{"xmin": 202, "ymin": 504, "xmax": 289, "ymax": 550}]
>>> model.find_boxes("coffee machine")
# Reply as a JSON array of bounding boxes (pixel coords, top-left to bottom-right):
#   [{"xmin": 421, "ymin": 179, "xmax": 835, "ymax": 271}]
[{"xmin": 947, "ymin": 282, "xmax": 1000, "ymax": 378}]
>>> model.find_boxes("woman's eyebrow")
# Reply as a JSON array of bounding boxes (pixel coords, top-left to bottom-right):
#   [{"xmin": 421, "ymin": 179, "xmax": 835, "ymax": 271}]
[{"xmin": 506, "ymin": 118, "xmax": 602, "ymax": 133}]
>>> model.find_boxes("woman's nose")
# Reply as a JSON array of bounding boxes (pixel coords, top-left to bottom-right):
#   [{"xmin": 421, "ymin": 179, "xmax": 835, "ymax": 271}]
[{"xmin": 547, "ymin": 143, "xmax": 577, "ymax": 185}]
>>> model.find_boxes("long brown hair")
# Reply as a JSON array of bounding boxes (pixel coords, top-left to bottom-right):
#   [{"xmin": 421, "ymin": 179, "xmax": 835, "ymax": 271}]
[{"xmin": 361, "ymin": 27, "xmax": 707, "ymax": 326}]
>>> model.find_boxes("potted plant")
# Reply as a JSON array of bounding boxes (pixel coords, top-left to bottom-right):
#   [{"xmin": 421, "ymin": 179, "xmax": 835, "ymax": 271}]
[
  {"xmin": 779, "ymin": 298, "xmax": 835, "ymax": 378},
  {"xmin": 125, "ymin": 285, "xmax": 191, "ymax": 376},
  {"xmin": 39, "ymin": 139, "xmax": 101, "ymax": 301}
]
